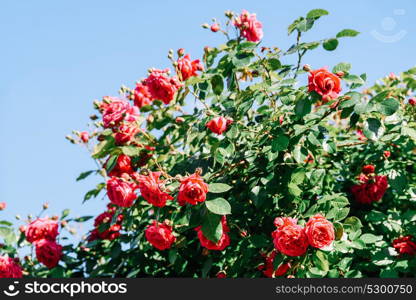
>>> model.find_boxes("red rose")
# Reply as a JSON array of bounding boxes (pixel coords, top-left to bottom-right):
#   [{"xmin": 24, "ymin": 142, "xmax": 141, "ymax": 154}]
[
  {"xmin": 106, "ymin": 177, "xmax": 138, "ymax": 207},
  {"xmin": 206, "ymin": 116, "xmax": 233, "ymax": 135},
  {"xmin": 409, "ymin": 97, "xmax": 416, "ymax": 106},
  {"xmin": 308, "ymin": 68, "xmax": 342, "ymax": 102},
  {"xmin": 35, "ymin": 239, "xmax": 63, "ymax": 269},
  {"xmin": 272, "ymin": 223, "xmax": 309, "ymax": 257},
  {"xmin": 0, "ymin": 202, "xmax": 6, "ymax": 210},
  {"xmin": 210, "ymin": 23, "xmax": 220, "ymax": 32},
  {"xmin": 143, "ymin": 69, "xmax": 183, "ymax": 104},
  {"xmin": 80, "ymin": 131, "xmax": 89, "ymax": 143},
  {"xmin": 351, "ymin": 175, "xmax": 388, "ymax": 204},
  {"xmin": 25, "ymin": 217, "xmax": 59, "ymax": 243},
  {"xmin": 0, "ymin": 256, "xmax": 23, "ymax": 278},
  {"xmin": 177, "ymin": 172, "xmax": 209, "ymax": 205},
  {"xmin": 195, "ymin": 216, "xmax": 230, "ymax": 251},
  {"xmin": 274, "ymin": 217, "xmax": 297, "ymax": 230},
  {"xmin": 145, "ymin": 220, "xmax": 176, "ymax": 250},
  {"xmin": 233, "ymin": 10, "xmax": 263, "ymax": 42},
  {"xmin": 137, "ymin": 172, "xmax": 173, "ymax": 207},
  {"xmin": 177, "ymin": 54, "xmax": 204, "ymax": 81},
  {"xmin": 100, "ymin": 97, "xmax": 139, "ymax": 128},
  {"xmin": 134, "ymin": 83, "xmax": 152, "ymax": 108},
  {"xmin": 392, "ymin": 235, "xmax": 416, "ymax": 256},
  {"xmin": 114, "ymin": 122, "xmax": 141, "ymax": 145},
  {"xmin": 383, "ymin": 151, "xmax": 391, "ymax": 158},
  {"xmin": 304, "ymin": 214, "xmax": 335, "ymax": 249},
  {"xmin": 88, "ymin": 205, "xmax": 123, "ymax": 241},
  {"xmin": 105, "ymin": 154, "xmax": 134, "ymax": 177},
  {"xmin": 259, "ymin": 251, "xmax": 291, "ymax": 278},
  {"xmin": 362, "ymin": 164, "xmax": 375, "ymax": 174}
]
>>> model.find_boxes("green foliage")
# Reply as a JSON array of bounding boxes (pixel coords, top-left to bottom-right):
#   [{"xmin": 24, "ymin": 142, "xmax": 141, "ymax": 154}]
[{"xmin": 2, "ymin": 8, "xmax": 415, "ymax": 279}]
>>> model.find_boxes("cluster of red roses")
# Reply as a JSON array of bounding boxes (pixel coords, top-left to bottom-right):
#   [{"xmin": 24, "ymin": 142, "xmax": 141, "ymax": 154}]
[
  {"xmin": 24, "ymin": 217, "xmax": 63, "ymax": 269},
  {"xmin": 351, "ymin": 165, "xmax": 388, "ymax": 204},
  {"xmin": 272, "ymin": 215, "xmax": 335, "ymax": 257},
  {"xmin": 133, "ymin": 52, "xmax": 202, "ymax": 108},
  {"xmin": 257, "ymin": 215, "xmax": 335, "ymax": 278}
]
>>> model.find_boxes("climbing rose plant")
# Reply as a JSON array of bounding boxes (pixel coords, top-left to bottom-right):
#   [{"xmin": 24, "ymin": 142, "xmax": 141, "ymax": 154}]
[{"xmin": 1, "ymin": 9, "xmax": 416, "ymax": 278}]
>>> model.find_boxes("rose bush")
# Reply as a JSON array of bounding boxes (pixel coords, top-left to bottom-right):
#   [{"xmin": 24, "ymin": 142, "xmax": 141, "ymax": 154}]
[{"xmin": 1, "ymin": 8, "xmax": 415, "ymax": 278}]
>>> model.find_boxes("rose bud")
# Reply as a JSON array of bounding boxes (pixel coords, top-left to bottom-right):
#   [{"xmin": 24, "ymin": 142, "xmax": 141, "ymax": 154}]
[
  {"xmin": 362, "ymin": 164, "xmax": 375, "ymax": 174},
  {"xmin": 210, "ymin": 23, "xmax": 220, "ymax": 32},
  {"xmin": 383, "ymin": 151, "xmax": 391, "ymax": 158},
  {"xmin": 177, "ymin": 48, "xmax": 185, "ymax": 57},
  {"xmin": 303, "ymin": 64, "xmax": 312, "ymax": 72},
  {"xmin": 175, "ymin": 117, "xmax": 185, "ymax": 124},
  {"xmin": 216, "ymin": 271, "xmax": 227, "ymax": 278},
  {"xmin": 409, "ymin": 97, "xmax": 416, "ymax": 106},
  {"xmin": 0, "ymin": 202, "xmax": 6, "ymax": 211},
  {"xmin": 42, "ymin": 202, "xmax": 49, "ymax": 210},
  {"xmin": 80, "ymin": 131, "xmax": 89, "ymax": 143}
]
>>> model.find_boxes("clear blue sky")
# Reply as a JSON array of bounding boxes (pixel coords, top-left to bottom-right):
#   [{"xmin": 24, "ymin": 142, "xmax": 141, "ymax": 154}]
[{"xmin": 1, "ymin": 0, "xmax": 415, "ymax": 237}]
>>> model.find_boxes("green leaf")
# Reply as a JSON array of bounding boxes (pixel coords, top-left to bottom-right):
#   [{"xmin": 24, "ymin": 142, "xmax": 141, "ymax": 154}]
[
  {"xmin": 363, "ymin": 118, "xmax": 384, "ymax": 140},
  {"xmin": 105, "ymin": 155, "xmax": 118, "ymax": 173},
  {"xmin": 333, "ymin": 222, "xmax": 344, "ymax": 240},
  {"xmin": 313, "ymin": 250, "xmax": 329, "ymax": 272},
  {"xmin": 266, "ymin": 58, "xmax": 281, "ymax": 71},
  {"xmin": 61, "ymin": 209, "xmax": 70, "ymax": 219},
  {"xmin": 288, "ymin": 183, "xmax": 302, "ymax": 197},
  {"xmin": 201, "ymin": 212, "xmax": 222, "ymax": 243},
  {"xmin": 0, "ymin": 227, "xmax": 13, "ymax": 239},
  {"xmin": 76, "ymin": 170, "xmax": 95, "ymax": 181},
  {"xmin": 272, "ymin": 135, "xmax": 289, "ymax": 152},
  {"xmin": 121, "ymin": 146, "xmax": 141, "ymax": 156},
  {"xmin": 306, "ymin": 9, "xmax": 329, "ymax": 19},
  {"xmin": 377, "ymin": 98, "xmax": 399, "ymax": 116},
  {"xmin": 332, "ymin": 62, "xmax": 351, "ymax": 74},
  {"xmin": 344, "ymin": 74, "xmax": 365, "ymax": 85},
  {"xmin": 208, "ymin": 183, "xmax": 232, "ymax": 193},
  {"xmin": 296, "ymin": 18, "xmax": 314, "ymax": 32},
  {"xmin": 92, "ymin": 137, "xmax": 115, "ymax": 159},
  {"xmin": 295, "ymin": 98, "xmax": 312, "ymax": 117},
  {"xmin": 211, "ymin": 75, "xmax": 224, "ymax": 96},
  {"xmin": 344, "ymin": 216, "xmax": 363, "ymax": 232},
  {"xmin": 401, "ymin": 126, "xmax": 416, "ymax": 140},
  {"xmin": 72, "ymin": 216, "xmax": 94, "ymax": 223},
  {"xmin": 323, "ymin": 39, "xmax": 339, "ymax": 51},
  {"xmin": 334, "ymin": 207, "xmax": 350, "ymax": 221},
  {"xmin": 336, "ymin": 29, "xmax": 360, "ymax": 38},
  {"xmin": 360, "ymin": 233, "xmax": 381, "ymax": 244},
  {"xmin": 205, "ymin": 198, "xmax": 232, "ymax": 215}
]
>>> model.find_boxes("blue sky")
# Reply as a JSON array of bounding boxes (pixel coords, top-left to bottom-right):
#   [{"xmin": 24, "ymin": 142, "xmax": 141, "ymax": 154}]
[{"xmin": 1, "ymin": 0, "xmax": 415, "ymax": 238}]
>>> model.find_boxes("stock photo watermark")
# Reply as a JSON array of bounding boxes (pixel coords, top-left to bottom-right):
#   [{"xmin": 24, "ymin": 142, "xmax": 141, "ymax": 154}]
[{"xmin": 371, "ymin": 9, "xmax": 407, "ymax": 43}]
